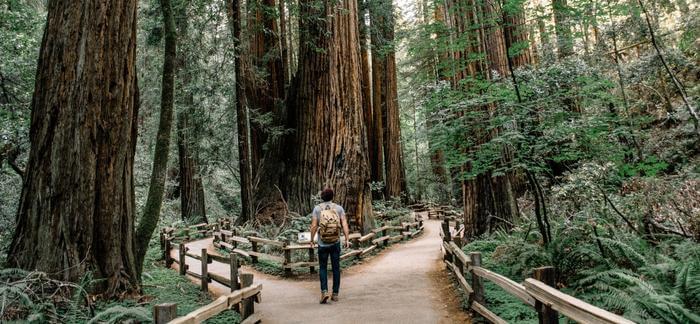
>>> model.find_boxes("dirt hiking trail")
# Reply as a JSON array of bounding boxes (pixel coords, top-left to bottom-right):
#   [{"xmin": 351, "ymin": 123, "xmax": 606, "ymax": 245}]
[{"xmin": 172, "ymin": 213, "xmax": 470, "ymax": 324}]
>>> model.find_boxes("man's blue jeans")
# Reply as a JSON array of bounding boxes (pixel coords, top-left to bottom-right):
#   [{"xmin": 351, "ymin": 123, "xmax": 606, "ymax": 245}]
[{"xmin": 318, "ymin": 242, "xmax": 341, "ymax": 294}]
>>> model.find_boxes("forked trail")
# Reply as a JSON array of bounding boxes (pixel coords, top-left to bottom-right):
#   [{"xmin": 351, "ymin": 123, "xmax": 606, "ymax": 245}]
[{"xmin": 172, "ymin": 214, "xmax": 470, "ymax": 324}]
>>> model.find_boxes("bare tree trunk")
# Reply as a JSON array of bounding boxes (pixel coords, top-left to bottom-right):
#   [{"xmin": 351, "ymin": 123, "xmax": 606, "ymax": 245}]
[
  {"xmin": 176, "ymin": 0, "xmax": 207, "ymax": 224},
  {"xmin": 136, "ymin": 0, "xmax": 177, "ymax": 274},
  {"xmin": 369, "ymin": 4, "xmax": 385, "ymax": 197},
  {"xmin": 247, "ymin": 0, "xmax": 286, "ymax": 176},
  {"xmin": 359, "ymin": 0, "xmax": 377, "ymax": 186},
  {"xmin": 286, "ymin": 0, "xmax": 374, "ymax": 231},
  {"xmin": 9, "ymin": 0, "xmax": 140, "ymax": 297},
  {"xmin": 229, "ymin": 0, "xmax": 255, "ymax": 224},
  {"xmin": 373, "ymin": 0, "xmax": 407, "ymax": 199}
]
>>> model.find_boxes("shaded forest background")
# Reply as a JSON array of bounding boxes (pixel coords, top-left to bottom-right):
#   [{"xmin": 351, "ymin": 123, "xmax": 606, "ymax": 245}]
[{"xmin": 1, "ymin": 0, "xmax": 700, "ymax": 322}]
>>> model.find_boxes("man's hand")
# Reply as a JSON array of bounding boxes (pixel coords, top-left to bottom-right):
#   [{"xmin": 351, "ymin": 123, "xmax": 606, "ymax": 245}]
[
  {"xmin": 310, "ymin": 241, "xmax": 316, "ymax": 249},
  {"xmin": 344, "ymin": 240, "xmax": 350, "ymax": 249}
]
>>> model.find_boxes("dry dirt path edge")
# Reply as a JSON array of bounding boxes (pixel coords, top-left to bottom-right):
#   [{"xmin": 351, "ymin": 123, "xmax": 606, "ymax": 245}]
[{"xmin": 170, "ymin": 213, "xmax": 471, "ymax": 324}]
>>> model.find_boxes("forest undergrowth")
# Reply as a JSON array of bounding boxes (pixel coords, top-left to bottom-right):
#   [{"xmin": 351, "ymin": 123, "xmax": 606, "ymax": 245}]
[{"xmin": 457, "ymin": 156, "xmax": 700, "ymax": 323}]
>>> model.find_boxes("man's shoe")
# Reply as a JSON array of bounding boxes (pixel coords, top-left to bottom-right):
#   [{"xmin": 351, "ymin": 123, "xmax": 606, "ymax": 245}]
[
  {"xmin": 331, "ymin": 294, "xmax": 339, "ymax": 302},
  {"xmin": 320, "ymin": 292, "xmax": 330, "ymax": 304}
]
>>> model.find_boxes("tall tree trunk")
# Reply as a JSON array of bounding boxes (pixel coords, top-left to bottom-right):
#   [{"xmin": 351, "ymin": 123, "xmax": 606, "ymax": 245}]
[
  {"xmin": 359, "ymin": 0, "xmax": 376, "ymax": 185},
  {"xmin": 374, "ymin": 0, "xmax": 407, "ymax": 199},
  {"xmin": 369, "ymin": 5, "xmax": 385, "ymax": 197},
  {"xmin": 429, "ymin": 2, "xmax": 450, "ymax": 202},
  {"xmin": 286, "ymin": 0, "xmax": 374, "ymax": 231},
  {"xmin": 8, "ymin": 0, "xmax": 140, "ymax": 297},
  {"xmin": 248, "ymin": 0, "xmax": 286, "ymax": 176},
  {"xmin": 177, "ymin": 113, "xmax": 207, "ymax": 223},
  {"xmin": 135, "ymin": 0, "xmax": 177, "ymax": 274},
  {"xmin": 553, "ymin": 0, "xmax": 574, "ymax": 58},
  {"xmin": 279, "ymin": 0, "xmax": 290, "ymax": 84},
  {"xmin": 176, "ymin": 0, "xmax": 207, "ymax": 224},
  {"xmin": 229, "ymin": 0, "xmax": 255, "ymax": 224},
  {"xmin": 536, "ymin": 5, "xmax": 554, "ymax": 61}
]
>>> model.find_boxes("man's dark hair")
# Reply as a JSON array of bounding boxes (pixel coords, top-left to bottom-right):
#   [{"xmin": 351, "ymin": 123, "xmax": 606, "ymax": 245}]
[{"xmin": 321, "ymin": 188, "xmax": 334, "ymax": 202}]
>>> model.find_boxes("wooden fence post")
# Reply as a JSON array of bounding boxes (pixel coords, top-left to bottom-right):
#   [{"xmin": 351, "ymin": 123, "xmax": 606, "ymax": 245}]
[
  {"xmin": 159, "ymin": 232, "xmax": 166, "ymax": 252},
  {"xmin": 308, "ymin": 247, "xmax": 316, "ymax": 274},
  {"xmin": 284, "ymin": 240, "xmax": 292, "ymax": 277},
  {"xmin": 231, "ymin": 229, "xmax": 238, "ymax": 249},
  {"xmin": 153, "ymin": 303, "xmax": 177, "ymax": 324},
  {"xmin": 240, "ymin": 273, "xmax": 255, "ymax": 319},
  {"xmin": 251, "ymin": 241, "xmax": 258, "ymax": 264},
  {"xmin": 533, "ymin": 266, "xmax": 559, "ymax": 324},
  {"xmin": 442, "ymin": 219, "xmax": 451, "ymax": 242},
  {"xmin": 164, "ymin": 239, "xmax": 172, "ymax": 268},
  {"xmin": 382, "ymin": 228, "xmax": 388, "ymax": 247},
  {"xmin": 470, "ymin": 252, "xmax": 484, "ymax": 306},
  {"xmin": 201, "ymin": 249, "xmax": 209, "ymax": 292},
  {"xmin": 179, "ymin": 243, "xmax": 187, "ymax": 276},
  {"xmin": 230, "ymin": 254, "xmax": 240, "ymax": 291}
]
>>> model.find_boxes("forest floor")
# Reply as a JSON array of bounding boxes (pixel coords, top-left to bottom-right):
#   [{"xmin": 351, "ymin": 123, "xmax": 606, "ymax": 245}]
[{"xmin": 171, "ymin": 213, "xmax": 471, "ymax": 323}]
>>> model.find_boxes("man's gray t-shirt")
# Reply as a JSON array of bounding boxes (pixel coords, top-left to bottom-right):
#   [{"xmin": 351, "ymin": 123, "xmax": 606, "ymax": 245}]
[{"xmin": 312, "ymin": 202, "xmax": 345, "ymax": 247}]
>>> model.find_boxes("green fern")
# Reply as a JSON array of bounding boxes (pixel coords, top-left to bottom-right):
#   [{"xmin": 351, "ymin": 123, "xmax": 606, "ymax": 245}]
[{"xmin": 87, "ymin": 305, "xmax": 151, "ymax": 324}]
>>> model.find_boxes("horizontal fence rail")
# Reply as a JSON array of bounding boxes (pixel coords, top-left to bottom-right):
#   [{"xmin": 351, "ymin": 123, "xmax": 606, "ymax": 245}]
[{"xmin": 439, "ymin": 217, "xmax": 635, "ymax": 324}]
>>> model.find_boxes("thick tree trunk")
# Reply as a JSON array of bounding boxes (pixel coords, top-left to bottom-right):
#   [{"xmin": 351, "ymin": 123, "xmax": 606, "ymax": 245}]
[
  {"xmin": 8, "ymin": 0, "xmax": 140, "ymax": 297},
  {"xmin": 429, "ymin": 2, "xmax": 450, "ymax": 202},
  {"xmin": 176, "ymin": 0, "xmax": 207, "ymax": 224},
  {"xmin": 359, "ymin": 0, "xmax": 376, "ymax": 185},
  {"xmin": 370, "ymin": 0, "xmax": 406, "ymax": 199},
  {"xmin": 177, "ymin": 113, "xmax": 207, "ymax": 223},
  {"xmin": 369, "ymin": 7, "xmax": 385, "ymax": 197},
  {"xmin": 248, "ymin": 0, "xmax": 285, "ymax": 176},
  {"xmin": 136, "ymin": 0, "xmax": 177, "ymax": 274},
  {"xmin": 286, "ymin": 0, "xmax": 374, "ymax": 231},
  {"xmin": 229, "ymin": 0, "xmax": 255, "ymax": 224}
]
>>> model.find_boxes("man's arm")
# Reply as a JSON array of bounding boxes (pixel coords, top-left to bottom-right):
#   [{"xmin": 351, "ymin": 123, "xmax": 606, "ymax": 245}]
[
  {"xmin": 342, "ymin": 213, "xmax": 350, "ymax": 248},
  {"xmin": 310, "ymin": 215, "xmax": 318, "ymax": 248}
]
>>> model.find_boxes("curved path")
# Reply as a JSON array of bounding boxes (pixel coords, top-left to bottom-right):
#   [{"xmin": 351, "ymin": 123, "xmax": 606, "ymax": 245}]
[{"xmin": 172, "ymin": 214, "xmax": 470, "ymax": 323}]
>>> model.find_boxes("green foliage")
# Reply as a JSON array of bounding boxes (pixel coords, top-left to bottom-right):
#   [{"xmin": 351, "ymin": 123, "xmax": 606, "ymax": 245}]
[{"xmin": 88, "ymin": 306, "xmax": 151, "ymax": 324}]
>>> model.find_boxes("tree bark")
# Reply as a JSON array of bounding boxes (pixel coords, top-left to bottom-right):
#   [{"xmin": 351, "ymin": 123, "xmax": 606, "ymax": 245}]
[
  {"xmin": 136, "ymin": 0, "xmax": 177, "ymax": 274},
  {"xmin": 285, "ymin": 0, "xmax": 374, "ymax": 231},
  {"xmin": 369, "ymin": 4, "xmax": 385, "ymax": 196},
  {"xmin": 175, "ymin": 0, "xmax": 207, "ymax": 224},
  {"xmin": 177, "ymin": 113, "xmax": 207, "ymax": 223},
  {"xmin": 359, "ymin": 0, "xmax": 376, "ymax": 186},
  {"xmin": 247, "ymin": 0, "xmax": 286, "ymax": 176},
  {"xmin": 229, "ymin": 0, "xmax": 255, "ymax": 224},
  {"xmin": 8, "ymin": 0, "xmax": 140, "ymax": 297}
]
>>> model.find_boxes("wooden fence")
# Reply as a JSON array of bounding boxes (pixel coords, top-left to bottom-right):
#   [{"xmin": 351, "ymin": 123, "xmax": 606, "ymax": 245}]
[
  {"xmin": 211, "ymin": 218, "xmax": 425, "ymax": 275},
  {"xmin": 162, "ymin": 217, "xmax": 424, "ymax": 279},
  {"xmin": 152, "ymin": 280, "xmax": 262, "ymax": 324},
  {"xmin": 440, "ymin": 218, "xmax": 635, "ymax": 324},
  {"xmin": 157, "ymin": 219, "xmax": 262, "ymax": 323}
]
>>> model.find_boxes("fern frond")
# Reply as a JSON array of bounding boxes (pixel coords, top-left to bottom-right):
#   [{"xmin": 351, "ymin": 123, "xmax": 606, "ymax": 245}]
[{"xmin": 87, "ymin": 305, "xmax": 150, "ymax": 324}]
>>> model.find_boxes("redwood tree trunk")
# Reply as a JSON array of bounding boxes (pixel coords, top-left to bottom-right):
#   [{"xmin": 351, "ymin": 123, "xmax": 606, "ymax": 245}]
[
  {"xmin": 369, "ymin": 7, "xmax": 385, "ymax": 197},
  {"xmin": 286, "ymin": 0, "xmax": 373, "ymax": 231},
  {"xmin": 8, "ymin": 0, "xmax": 140, "ymax": 297},
  {"xmin": 230, "ymin": 0, "xmax": 255, "ymax": 224},
  {"xmin": 248, "ymin": 0, "xmax": 285, "ymax": 176},
  {"xmin": 378, "ymin": 0, "xmax": 407, "ymax": 199},
  {"xmin": 176, "ymin": 0, "xmax": 207, "ymax": 224},
  {"xmin": 359, "ymin": 0, "xmax": 376, "ymax": 185},
  {"xmin": 177, "ymin": 113, "xmax": 207, "ymax": 223}
]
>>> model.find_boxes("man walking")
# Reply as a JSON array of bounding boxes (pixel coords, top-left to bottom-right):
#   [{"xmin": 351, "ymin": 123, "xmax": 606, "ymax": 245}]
[{"xmin": 310, "ymin": 188, "xmax": 350, "ymax": 304}]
